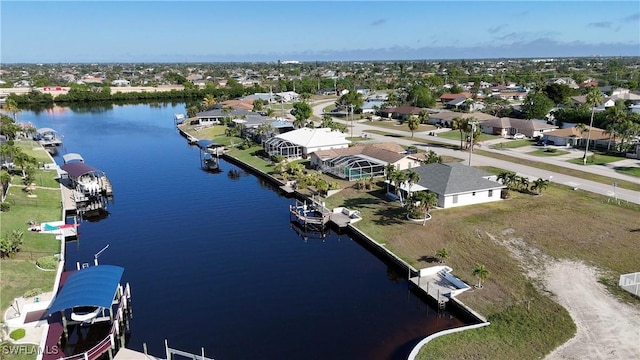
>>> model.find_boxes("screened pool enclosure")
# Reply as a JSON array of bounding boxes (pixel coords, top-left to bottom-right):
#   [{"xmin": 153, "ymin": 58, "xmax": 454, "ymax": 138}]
[
  {"xmin": 263, "ymin": 137, "xmax": 303, "ymax": 159},
  {"xmin": 322, "ymin": 155, "xmax": 386, "ymax": 181}
]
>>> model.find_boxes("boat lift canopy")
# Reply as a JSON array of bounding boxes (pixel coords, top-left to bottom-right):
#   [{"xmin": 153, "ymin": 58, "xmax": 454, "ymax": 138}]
[
  {"xmin": 45, "ymin": 265, "xmax": 124, "ymax": 316},
  {"xmin": 62, "ymin": 153, "xmax": 85, "ymax": 164},
  {"xmin": 195, "ymin": 140, "xmax": 220, "ymax": 150},
  {"xmin": 36, "ymin": 128, "xmax": 57, "ymax": 135},
  {"xmin": 60, "ymin": 162, "xmax": 102, "ymax": 178}
]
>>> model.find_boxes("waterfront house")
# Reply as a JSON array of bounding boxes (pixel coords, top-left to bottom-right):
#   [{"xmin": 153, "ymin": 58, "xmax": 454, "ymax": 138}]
[
  {"xmin": 194, "ymin": 108, "xmax": 257, "ymax": 126},
  {"xmin": 392, "ymin": 162, "xmax": 505, "ymax": 208},
  {"xmin": 428, "ymin": 111, "xmax": 498, "ymax": 127},
  {"xmin": 310, "ymin": 142, "xmax": 419, "ymax": 181},
  {"xmin": 263, "ymin": 127, "xmax": 350, "ymax": 160}
]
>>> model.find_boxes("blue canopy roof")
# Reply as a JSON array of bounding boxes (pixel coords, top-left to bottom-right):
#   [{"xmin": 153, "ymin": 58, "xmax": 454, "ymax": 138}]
[{"xmin": 46, "ymin": 265, "xmax": 124, "ymax": 316}]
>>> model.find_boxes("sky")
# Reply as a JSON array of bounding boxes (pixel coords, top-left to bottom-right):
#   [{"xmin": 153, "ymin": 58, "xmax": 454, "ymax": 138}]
[{"xmin": 1, "ymin": 1, "xmax": 639, "ymax": 63}]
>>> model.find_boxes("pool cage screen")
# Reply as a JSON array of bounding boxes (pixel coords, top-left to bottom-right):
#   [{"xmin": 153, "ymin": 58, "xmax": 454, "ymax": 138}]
[
  {"xmin": 323, "ymin": 155, "xmax": 386, "ymax": 181},
  {"xmin": 263, "ymin": 137, "xmax": 303, "ymax": 159}
]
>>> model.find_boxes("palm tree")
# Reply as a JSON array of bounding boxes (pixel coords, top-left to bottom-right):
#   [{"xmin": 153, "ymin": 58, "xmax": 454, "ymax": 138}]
[
  {"xmin": 384, "ymin": 163, "xmax": 396, "ymax": 194},
  {"xmin": 390, "ymin": 169, "xmax": 408, "ymax": 204},
  {"xmin": 202, "ymin": 94, "xmax": 217, "ymax": 109},
  {"xmin": 13, "ymin": 150, "xmax": 36, "ymax": 178},
  {"xmin": 0, "ymin": 171, "xmax": 11, "ymax": 202},
  {"xmin": 604, "ymin": 102, "xmax": 625, "ymax": 152},
  {"xmin": 472, "ymin": 264, "xmax": 489, "ymax": 289},
  {"xmin": 405, "ymin": 170, "xmax": 420, "ymax": 200},
  {"xmin": 4, "ymin": 99, "xmax": 20, "ymax": 122},
  {"xmin": 451, "ymin": 116, "xmax": 469, "ymax": 150},
  {"xmin": 583, "ymin": 87, "xmax": 603, "ymax": 164},
  {"xmin": 530, "ymin": 178, "xmax": 549, "ymax": 195},
  {"xmin": 518, "ymin": 176, "xmax": 530, "ymax": 192},
  {"xmin": 266, "ymin": 108, "xmax": 276, "ymax": 118},
  {"xmin": 435, "ymin": 247, "xmax": 449, "ymax": 264},
  {"xmin": 407, "ymin": 115, "xmax": 420, "ymax": 137}
]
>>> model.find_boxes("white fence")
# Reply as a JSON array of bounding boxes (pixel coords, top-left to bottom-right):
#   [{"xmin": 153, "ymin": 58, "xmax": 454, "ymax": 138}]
[{"xmin": 619, "ymin": 272, "xmax": 640, "ymax": 297}]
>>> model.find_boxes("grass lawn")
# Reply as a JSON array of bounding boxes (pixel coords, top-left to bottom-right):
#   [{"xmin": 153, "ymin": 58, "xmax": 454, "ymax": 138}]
[
  {"xmin": 323, "ymin": 180, "xmax": 639, "ymax": 359},
  {"xmin": 616, "ymin": 166, "xmax": 640, "ymax": 177},
  {"xmin": 493, "ymin": 139, "xmax": 536, "ymax": 149},
  {"xmin": 528, "ymin": 149, "xmax": 571, "ymax": 156},
  {"xmin": 0, "ymin": 260, "xmax": 57, "ymax": 311},
  {"xmin": 437, "ymin": 130, "xmax": 498, "ymax": 142},
  {"xmin": 0, "ymin": 342, "xmax": 40, "ymax": 360},
  {"xmin": 567, "ymin": 153, "xmax": 627, "ymax": 165},
  {"xmin": 365, "ymin": 120, "xmax": 435, "ymax": 133},
  {"xmin": 473, "ymin": 149, "xmax": 640, "ymax": 192}
]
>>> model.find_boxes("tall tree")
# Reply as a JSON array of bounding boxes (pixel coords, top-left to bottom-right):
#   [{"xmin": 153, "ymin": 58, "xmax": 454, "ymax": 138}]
[
  {"xmin": 405, "ymin": 170, "xmax": 420, "ymax": 200},
  {"xmin": 522, "ymin": 90, "xmax": 554, "ymax": 120},
  {"xmin": 203, "ymin": 94, "xmax": 217, "ymax": 109},
  {"xmin": 582, "ymin": 87, "xmax": 604, "ymax": 164},
  {"xmin": 451, "ymin": 117, "xmax": 469, "ymax": 150},
  {"xmin": 384, "ymin": 163, "xmax": 396, "ymax": 193},
  {"xmin": 3, "ymin": 99, "xmax": 20, "ymax": 122},
  {"xmin": 407, "ymin": 116, "xmax": 420, "ymax": 137},
  {"xmin": 291, "ymin": 101, "xmax": 312, "ymax": 128}
]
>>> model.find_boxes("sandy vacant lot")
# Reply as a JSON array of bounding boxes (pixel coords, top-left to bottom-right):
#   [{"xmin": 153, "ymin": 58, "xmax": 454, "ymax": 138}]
[{"xmin": 544, "ymin": 261, "xmax": 640, "ymax": 360}]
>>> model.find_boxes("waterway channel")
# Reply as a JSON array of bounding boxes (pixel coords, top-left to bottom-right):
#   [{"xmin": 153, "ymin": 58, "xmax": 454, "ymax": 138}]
[{"xmin": 21, "ymin": 102, "xmax": 469, "ymax": 360}]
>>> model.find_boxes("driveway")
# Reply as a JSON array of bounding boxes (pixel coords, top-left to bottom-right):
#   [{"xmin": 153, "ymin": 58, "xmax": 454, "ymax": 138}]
[{"xmin": 311, "ymin": 101, "xmax": 640, "ymax": 204}]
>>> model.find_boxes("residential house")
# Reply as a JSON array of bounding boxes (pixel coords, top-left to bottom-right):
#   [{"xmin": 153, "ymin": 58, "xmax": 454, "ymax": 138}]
[
  {"xmin": 263, "ymin": 127, "xmax": 351, "ymax": 160},
  {"xmin": 548, "ymin": 77, "xmax": 579, "ymax": 89},
  {"xmin": 542, "ymin": 125, "xmax": 615, "ymax": 149},
  {"xmin": 194, "ymin": 109, "xmax": 256, "ymax": 126},
  {"xmin": 429, "ymin": 111, "xmax": 498, "ymax": 127},
  {"xmin": 380, "ymin": 105, "xmax": 424, "ymax": 121},
  {"xmin": 439, "ymin": 92, "xmax": 472, "ymax": 103},
  {"xmin": 394, "ymin": 162, "xmax": 505, "ymax": 209},
  {"xmin": 478, "ymin": 117, "xmax": 558, "ymax": 138},
  {"xmin": 310, "ymin": 142, "xmax": 419, "ymax": 181},
  {"xmin": 111, "ymin": 79, "xmax": 130, "ymax": 87},
  {"xmin": 220, "ymin": 99, "xmax": 255, "ymax": 111}
]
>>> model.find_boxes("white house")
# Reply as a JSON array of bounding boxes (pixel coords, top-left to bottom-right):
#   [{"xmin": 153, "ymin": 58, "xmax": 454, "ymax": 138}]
[
  {"xmin": 111, "ymin": 79, "xmax": 130, "ymax": 87},
  {"xmin": 263, "ymin": 127, "xmax": 350, "ymax": 160},
  {"xmin": 395, "ymin": 162, "xmax": 505, "ymax": 209}
]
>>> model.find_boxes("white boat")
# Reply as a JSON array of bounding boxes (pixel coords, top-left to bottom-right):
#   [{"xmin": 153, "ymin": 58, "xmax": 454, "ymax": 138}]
[{"xmin": 70, "ymin": 306, "xmax": 102, "ymax": 323}]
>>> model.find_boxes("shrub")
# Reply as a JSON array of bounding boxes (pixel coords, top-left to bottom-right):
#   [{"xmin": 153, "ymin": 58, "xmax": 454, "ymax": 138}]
[
  {"xmin": 9, "ymin": 329, "xmax": 25, "ymax": 340},
  {"xmin": 36, "ymin": 255, "xmax": 58, "ymax": 270},
  {"xmin": 0, "ymin": 202, "xmax": 10, "ymax": 212}
]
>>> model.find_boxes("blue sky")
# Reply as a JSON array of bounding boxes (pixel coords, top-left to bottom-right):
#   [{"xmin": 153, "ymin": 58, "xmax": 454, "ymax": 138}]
[{"xmin": 1, "ymin": 1, "xmax": 639, "ymax": 63}]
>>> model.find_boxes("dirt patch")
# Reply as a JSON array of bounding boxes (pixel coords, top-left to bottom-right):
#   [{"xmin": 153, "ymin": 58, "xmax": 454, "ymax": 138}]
[
  {"xmin": 544, "ymin": 261, "xmax": 640, "ymax": 360},
  {"xmin": 487, "ymin": 230, "xmax": 640, "ymax": 359}
]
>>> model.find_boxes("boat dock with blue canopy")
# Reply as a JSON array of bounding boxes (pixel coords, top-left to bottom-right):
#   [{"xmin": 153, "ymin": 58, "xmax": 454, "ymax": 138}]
[{"xmin": 195, "ymin": 140, "xmax": 221, "ymax": 171}]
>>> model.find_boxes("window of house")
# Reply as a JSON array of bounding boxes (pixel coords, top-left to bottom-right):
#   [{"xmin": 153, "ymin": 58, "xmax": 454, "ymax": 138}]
[
  {"xmin": 452, "ymin": 195, "xmax": 458, "ymax": 204},
  {"xmin": 488, "ymin": 189, "xmax": 493, "ymax": 197},
  {"xmin": 472, "ymin": 192, "xmax": 476, "ymax": 196}
]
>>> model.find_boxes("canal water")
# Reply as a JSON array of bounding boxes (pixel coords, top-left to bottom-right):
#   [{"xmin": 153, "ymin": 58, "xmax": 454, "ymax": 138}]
[{"xmin": 21, "ymin": 103, "xmax": 468, "ymax": 360}]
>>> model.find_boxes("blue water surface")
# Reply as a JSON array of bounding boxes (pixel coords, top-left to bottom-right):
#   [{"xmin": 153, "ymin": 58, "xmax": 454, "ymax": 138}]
[{"xmin": 21, "ymin": 103, "xmax": 467, "ymax": 360}]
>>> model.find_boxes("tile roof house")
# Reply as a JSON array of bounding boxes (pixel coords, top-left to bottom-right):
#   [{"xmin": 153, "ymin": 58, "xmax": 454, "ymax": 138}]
[
  {"xmin": 542, "ymin": 125, "xmax": 617, "ymax": 149},
  {"xmin": 310, "ymin": 142, "xmax": 421, "ymax": 181},
  {"xmin": 395, "ymin": 162, "xmax": 505, "ymax": 208},
  {"xmin": 380, "ymin": 105, "xmax": 425, "ymax": 120},
  {"xmin": 439, "ymin": 92, "xmax": 473, "ymax": 102},
  {"xmin": 429, "ymin": 111, "xmax": 498, "ymax": 126},
  {"xmin": 479, "ymin": 117, "xmax": 558, "ymax": 138}
]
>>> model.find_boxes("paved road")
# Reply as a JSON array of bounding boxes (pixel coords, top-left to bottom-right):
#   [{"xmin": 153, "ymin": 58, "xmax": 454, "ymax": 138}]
[{"xmin": 310, "ymin": 100, "xmax": 640, "ymax": 204}]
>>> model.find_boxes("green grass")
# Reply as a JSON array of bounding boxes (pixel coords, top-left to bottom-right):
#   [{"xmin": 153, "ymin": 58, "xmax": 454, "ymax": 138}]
[
  {"xmin": 567, "ymin": 153, "xmax": 627, "ymax": 165},
  {"xmin": 322, "ymin": 177, "xmax": 639, "ymax": 360},
  {"xmin": 616, "ymin": 166, "xmax": 640, "ymax": 177},
  {"xmin": 0, "ymin": 342, "xmax": 39, "ymax": 360},
  {"xmin": 365, "ymin": 120, "xmax": 435, "ymax": 133},
  {"xmin": 528, "ymin": 149, "xmax": 571, "ymax": 156},
  {"xmin": 474, "ymin": 149, "xmax": 640, "ymax": 192},
  {"xmin": 436, "ymin": 130, "xmax": 498, "ymax": 142},
  {"xmin": 493, "ymin": 139, "xmax": 536, "ymax": 149},
  {"xmin": 0, "ymin": 260, "xmax": 56, "ymax": 311}
]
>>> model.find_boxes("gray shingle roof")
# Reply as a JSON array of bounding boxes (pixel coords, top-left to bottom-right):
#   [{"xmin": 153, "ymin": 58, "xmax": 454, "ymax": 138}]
[{"xmin": 408, "ymin": 162, "xmax": 505, "ymax": 195}]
